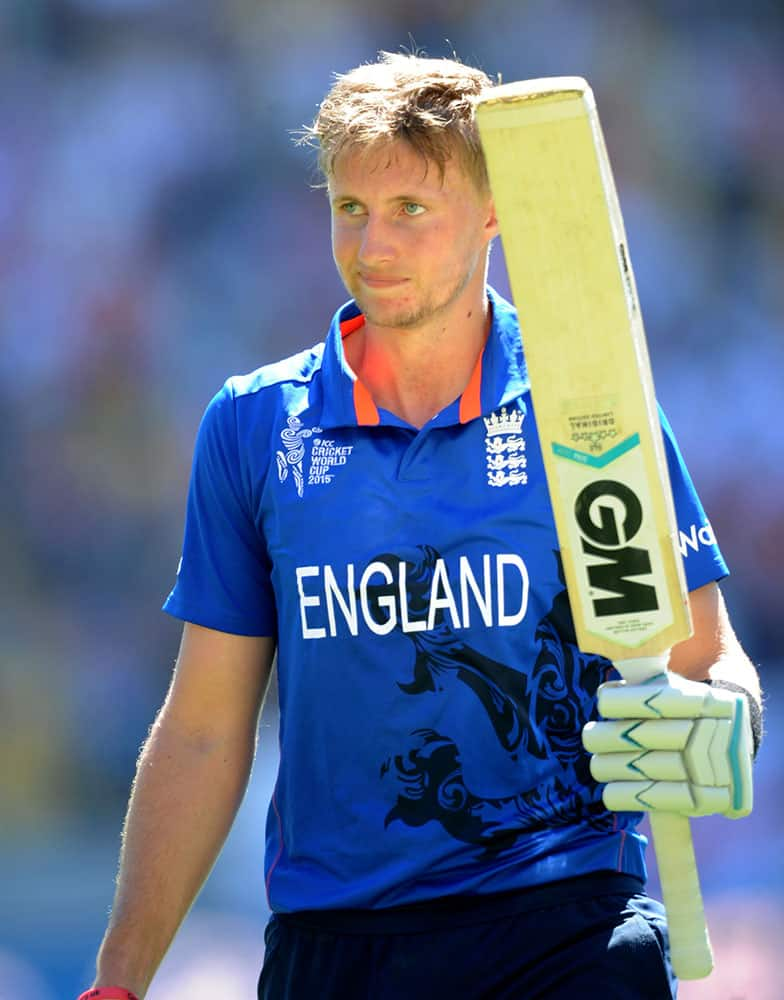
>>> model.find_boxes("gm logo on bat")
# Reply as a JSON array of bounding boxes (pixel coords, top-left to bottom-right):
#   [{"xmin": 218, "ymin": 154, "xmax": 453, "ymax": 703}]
[{"xmin": 574, "ymin": 479, "xmax": 659, "ymax": 618}]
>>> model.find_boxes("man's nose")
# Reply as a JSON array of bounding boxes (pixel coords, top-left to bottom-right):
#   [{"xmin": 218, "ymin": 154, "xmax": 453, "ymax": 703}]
[{"xmin": 358, "ymin": 213, "xmax": 397, "ymax": 266}]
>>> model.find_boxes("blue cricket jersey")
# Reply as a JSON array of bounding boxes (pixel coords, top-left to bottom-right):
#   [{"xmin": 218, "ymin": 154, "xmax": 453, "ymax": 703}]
[{"xmin": 163, "ymin": 287, "xmax": 728, "ymax": 912}]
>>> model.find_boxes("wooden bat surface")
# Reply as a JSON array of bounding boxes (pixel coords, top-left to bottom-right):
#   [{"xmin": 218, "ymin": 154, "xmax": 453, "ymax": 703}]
[{"xmin": 476, "ymin": 78, "xmax": 713, "ymax": 979}]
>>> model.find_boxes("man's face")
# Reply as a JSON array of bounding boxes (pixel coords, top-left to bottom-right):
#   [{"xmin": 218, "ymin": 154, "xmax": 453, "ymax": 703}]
[{"xmin": 328, "ymin": 139, "xmax": 498, "ymax": 331}]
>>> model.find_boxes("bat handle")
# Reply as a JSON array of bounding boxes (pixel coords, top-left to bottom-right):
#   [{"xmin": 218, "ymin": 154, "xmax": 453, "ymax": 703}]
[
  {"xmin": 614, "ymin": 653, "xmax": 714, "ymax": 981},
  {"xmin": 649, "ymin": 811, "xmax": 713, "ymax": 979}
]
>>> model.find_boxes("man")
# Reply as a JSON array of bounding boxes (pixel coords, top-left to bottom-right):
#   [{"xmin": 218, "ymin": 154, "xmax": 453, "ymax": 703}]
[{"xmin": 82, "ymin": 53, "xmax": 762, "ymax": 1000}]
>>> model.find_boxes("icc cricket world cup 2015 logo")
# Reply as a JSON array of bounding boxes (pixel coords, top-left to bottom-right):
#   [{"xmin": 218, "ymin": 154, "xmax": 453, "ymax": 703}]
[{"xmin": 276, "ymin": 416, "xmax": 319, "ymax": 498}]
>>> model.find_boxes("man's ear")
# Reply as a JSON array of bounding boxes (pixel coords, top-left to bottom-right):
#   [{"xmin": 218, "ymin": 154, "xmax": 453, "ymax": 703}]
[{"xmin": 484, "ymin": 197, "xmax": 500, "ymax": 242}]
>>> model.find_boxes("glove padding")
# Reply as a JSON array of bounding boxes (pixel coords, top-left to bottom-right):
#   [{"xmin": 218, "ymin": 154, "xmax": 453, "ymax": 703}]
[{"xmin": 582, "ymin": 672, "xmax": 753, "ymax": 819}]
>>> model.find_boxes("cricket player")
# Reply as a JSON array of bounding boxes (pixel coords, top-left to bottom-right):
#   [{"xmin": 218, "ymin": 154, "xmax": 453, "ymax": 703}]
[{"xmin": 81, "ymin": 53, "xmax": 763, "ymax": 1000}]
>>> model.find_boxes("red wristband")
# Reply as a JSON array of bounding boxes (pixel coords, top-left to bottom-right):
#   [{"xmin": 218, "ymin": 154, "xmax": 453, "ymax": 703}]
[{"xmin": 77, "ymin": 989, "xmax": 140, "ymax": 1000}]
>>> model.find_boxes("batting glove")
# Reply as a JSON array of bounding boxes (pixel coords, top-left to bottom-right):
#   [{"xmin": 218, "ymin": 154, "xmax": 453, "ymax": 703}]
[{"xmin": 582, "ymin": 672, "xmax": 754, "ymax": 818}]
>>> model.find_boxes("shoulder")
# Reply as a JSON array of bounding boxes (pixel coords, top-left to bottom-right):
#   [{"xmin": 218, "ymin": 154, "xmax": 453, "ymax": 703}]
[
  {"xmin": 487, "ymin": 285, "xmax": 519, "ymax": 327},
  {"xmin": 196, "ymin": 295, "xmax": 356, "ymax": 445},
  {"xmin": 487, "ymin": 285, "xmax": 523, "ymax": 351},
  {"xmin": 194, "ymin": 343, "xmax": 326, "ymax": 459},
  {"xmin": 203, "ymin": 343, "xmax": 326, "ymax": 424},
  {"xmin": 225, "ymin": 343, "xmax": 326, "ymax": 402}
]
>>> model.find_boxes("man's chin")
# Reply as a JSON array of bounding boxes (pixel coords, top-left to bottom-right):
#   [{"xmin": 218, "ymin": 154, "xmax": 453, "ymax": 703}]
[{"xmin": 355, "ymin": 296, "xmax": 428, "ymax": 331}]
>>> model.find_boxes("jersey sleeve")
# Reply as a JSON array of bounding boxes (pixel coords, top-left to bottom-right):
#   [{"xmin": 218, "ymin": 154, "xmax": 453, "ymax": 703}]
[
  {"xmin": 660, "ymin": 405, "xmax": 729, "ymax": 590},
  {"xmin": 162, "ymin": 380, "xmax": 277, "ymax": 637}
]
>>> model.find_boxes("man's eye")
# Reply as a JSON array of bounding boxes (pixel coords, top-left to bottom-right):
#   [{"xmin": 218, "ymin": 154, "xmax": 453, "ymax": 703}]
[
  {"xmin": 403, "ymin": 203, "xmax": 425, "ymax": 216},
  {"xmin": 339, "ymin": 202, "xmax": 362, "ymax": 215}
]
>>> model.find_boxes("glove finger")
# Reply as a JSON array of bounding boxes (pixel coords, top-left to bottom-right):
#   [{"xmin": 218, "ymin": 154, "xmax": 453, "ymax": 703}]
[
  {"xmin": 583, "ymin": 718, "xmax": 693, "ymax": 754},
  {"xmin": 591, "ymin": 750, "xmax": 687, "ymax": 783},
  {"xmin": 683, "ymin": 718, "xmax": 729, "ymax": 785},
  {"xmin": 598, "ymin": 681, "xmax": 709, "ymax": 720},
  {"xmin": 602, "ymin": 780, "xmax": 731, "ymax": 815},
  {"xmin": 597, "ymin": 679, "xmax": 735, "ymax": 720}
]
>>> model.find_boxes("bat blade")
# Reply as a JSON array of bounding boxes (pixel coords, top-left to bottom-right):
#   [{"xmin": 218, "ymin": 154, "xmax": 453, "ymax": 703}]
[{"xmin": 476, "ymin": 78, "xmax": 713, "ymax": 980}]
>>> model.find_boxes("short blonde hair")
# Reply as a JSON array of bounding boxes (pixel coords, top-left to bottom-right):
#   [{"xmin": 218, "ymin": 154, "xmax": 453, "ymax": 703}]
[{"xmin": 300, "ymin": 52, "xmax": 495, "ymax": 191}]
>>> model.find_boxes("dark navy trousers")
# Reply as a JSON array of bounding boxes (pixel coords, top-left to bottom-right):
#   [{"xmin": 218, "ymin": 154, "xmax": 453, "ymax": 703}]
[{"xmin": 258, "ymin": 873, "xmax": 676, "ymax": 999}]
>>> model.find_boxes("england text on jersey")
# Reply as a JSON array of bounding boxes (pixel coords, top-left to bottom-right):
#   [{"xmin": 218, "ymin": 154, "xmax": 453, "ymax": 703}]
[{"xmin": 296, "ymin": 552, "xmax": 531, "ymax": 639}]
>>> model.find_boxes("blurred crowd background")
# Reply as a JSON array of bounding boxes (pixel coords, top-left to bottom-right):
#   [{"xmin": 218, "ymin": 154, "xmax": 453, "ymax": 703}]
[{"xmin": 1, "ymin": 0, "xmax": 781, "ymax": 997}]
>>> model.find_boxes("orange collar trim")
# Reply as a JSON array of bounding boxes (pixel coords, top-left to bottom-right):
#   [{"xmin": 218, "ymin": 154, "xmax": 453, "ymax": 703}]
[
  {"xmin": 352, "ymin": 378, "xmax": 380, "ymax": 426},
  {"xmin": 338, "ymin": 312, "xmax": 484, "ymax": 427},
  {"xmin": 458, "ymin": 347, "xmax": 483, "ymax": 424},
  {"xmin": 340, "ymin": 314, "xmax": 366, "ymax": 339},
  {"xmin": 339, "ymin": 314, "xmax": 380, "ymax": 426}
]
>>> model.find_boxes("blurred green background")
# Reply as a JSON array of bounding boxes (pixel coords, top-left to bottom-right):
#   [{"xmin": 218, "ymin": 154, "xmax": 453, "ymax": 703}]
[{"xmin": 1, "ymin": 1, "xmax": 782, "ymax": 997}]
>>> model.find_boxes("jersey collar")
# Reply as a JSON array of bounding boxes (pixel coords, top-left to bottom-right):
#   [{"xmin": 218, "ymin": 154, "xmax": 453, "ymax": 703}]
[{"xmin": 318, "ymin": 286, "xmax": 529, "ymax": 429}]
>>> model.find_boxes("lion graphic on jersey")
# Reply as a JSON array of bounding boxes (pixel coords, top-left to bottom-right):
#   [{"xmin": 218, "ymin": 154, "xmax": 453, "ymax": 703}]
[{"xmin": 366, "ymin": 545, "xmax": 613, "ymax": 855}]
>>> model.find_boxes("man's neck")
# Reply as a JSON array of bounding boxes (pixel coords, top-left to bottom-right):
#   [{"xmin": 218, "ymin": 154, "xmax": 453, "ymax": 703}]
[{"xmin": 345, "ymin": 293, "xmax": 492, "ymax": 429}]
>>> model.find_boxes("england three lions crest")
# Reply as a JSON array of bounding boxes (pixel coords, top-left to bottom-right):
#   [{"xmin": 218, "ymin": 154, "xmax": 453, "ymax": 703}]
[{"xmin": 484, "ymin": 406, "xmax": 527, "ymax": 488}]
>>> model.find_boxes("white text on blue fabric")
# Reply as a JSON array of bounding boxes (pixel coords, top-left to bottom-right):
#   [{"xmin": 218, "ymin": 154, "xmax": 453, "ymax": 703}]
[{"xmin": 295, "ymin": 554, "xmax": 530, "ymax": 639}]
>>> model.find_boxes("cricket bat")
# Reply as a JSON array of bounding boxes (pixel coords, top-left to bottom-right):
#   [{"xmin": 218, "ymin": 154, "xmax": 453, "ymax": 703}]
[{"xmin": 475, "ymin": 78, "xmax": 712, "ymax": 979}]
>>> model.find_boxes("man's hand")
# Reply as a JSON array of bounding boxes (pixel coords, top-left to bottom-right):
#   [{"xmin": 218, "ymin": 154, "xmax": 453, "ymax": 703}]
[{"xmin": 583, "ymin": 672, "xmax": 754, "ymax": 818}]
